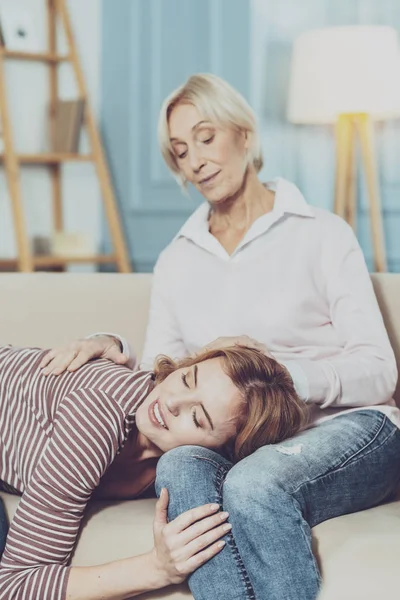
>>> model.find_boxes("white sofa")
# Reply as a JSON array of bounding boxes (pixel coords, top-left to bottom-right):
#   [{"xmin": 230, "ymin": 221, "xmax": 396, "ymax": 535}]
[{"xmin": 1, "ymin": 273, "xmax": 400, "ymax": 600}]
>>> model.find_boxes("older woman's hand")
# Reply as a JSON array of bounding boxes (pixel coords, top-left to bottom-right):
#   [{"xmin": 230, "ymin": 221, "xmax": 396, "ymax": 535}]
[
  {"xmin": 39, "ymin": 335, "xmax": 127, "ymax": 376},
  {"xmin": 203, "ymin": 335, "xmax": 273, "ymax": 357},
  {"xmin": 150, "ymin": 488, "xmax": 231, "ymax": 585}
]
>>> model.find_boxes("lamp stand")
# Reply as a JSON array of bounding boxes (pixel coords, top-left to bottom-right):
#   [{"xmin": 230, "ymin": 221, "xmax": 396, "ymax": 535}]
[{"xmin": 334, "ymin": 113, "xmax": 387, "ymax": 272}]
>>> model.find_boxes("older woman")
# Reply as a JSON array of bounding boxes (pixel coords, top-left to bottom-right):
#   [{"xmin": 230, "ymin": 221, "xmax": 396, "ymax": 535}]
[
  {"xmin": 41, "ymin": 74, "xmax": 400, "ymax": 600},
  {"xmin": 0, "ymin": 343, "xmax": 303, "ymax": 600}
]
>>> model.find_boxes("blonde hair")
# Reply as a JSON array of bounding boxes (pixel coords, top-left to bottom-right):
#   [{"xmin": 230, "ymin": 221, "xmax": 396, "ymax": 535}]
[
  {"xmin": 158, "ymin": 73, "xmax": 263, "ymax": 186},
  {"xmin": 153, "ymin": 346, "xmax": 306, "ymax": 463}
]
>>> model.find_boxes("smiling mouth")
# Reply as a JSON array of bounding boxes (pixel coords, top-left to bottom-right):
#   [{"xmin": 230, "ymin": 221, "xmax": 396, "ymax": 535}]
[
  {"xmin": 199, "ymin": 171, "xmax": 221, "ymax": 185},
  {"xmin": 151, "ymin": 400, "xmax": 168, "ymax": 429}
]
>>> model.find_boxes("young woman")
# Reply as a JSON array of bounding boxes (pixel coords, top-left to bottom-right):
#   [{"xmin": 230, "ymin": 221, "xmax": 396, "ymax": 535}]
[
  {"xmin": 0, "ymin": 343, "xmax": 304, "ymax": 600},
  {"xmin": 41, "ymin": 73, "xmax": 400, "ymax": 600}
]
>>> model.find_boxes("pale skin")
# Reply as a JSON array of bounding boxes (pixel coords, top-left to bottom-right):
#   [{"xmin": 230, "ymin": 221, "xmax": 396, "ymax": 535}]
[
  {"xmin": 168, "ymin": 102, "xmax": 275, "ymax": 255},
  {"xmin": 40, "ymin": 102, "xmax": 275, "ymax": 597},
  {"xmin": 135, "ymin": 358, "xmax": 241, "ymax": 454}
]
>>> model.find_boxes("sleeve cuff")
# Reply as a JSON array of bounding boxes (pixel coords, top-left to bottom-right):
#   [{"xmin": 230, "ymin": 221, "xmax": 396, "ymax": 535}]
[
  {"xmin": 280, "ymin": 360, "xmax": 310, "ymax": 402},
  {"xmin": 85, "ymin": 332, "xmax": 137, "ymax": 370}
]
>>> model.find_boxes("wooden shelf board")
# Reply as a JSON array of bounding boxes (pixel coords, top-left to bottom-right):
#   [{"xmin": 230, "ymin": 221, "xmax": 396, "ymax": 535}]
[
  {"xmin": 0, "ymin": 49, "xmax": 69, "ymax": 63},
  {"xmin": 0, "ymin": 255, "xmax": 116, "ymax": 268},
  {"xmin": 35, "ymin": 255, "xmax": 116, "ymax": 266},
  {"xmin": 0, "ymin": 154, "xmax": 93, "ymax": 164}
]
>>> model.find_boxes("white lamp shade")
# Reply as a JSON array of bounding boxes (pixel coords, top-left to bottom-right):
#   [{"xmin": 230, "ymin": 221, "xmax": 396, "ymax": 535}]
[{"xmin": 287, "ymin": 26, "xmax": 400, "ymax": 123}]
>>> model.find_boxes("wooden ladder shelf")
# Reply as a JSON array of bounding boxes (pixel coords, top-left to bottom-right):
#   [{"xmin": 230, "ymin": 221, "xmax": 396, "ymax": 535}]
[{"xmin": 0, "ymin": 0, "xmax": 131, "ymax": 272}]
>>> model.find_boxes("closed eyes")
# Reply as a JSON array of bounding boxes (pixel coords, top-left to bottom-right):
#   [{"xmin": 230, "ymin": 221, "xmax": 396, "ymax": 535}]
[
  {"xmin": 175, "ymin": 135, "xmax": 215, "ymax": 160},
  {"xmin": 192, "ymin": 409, "xmax": 201, "ymax": 428}
]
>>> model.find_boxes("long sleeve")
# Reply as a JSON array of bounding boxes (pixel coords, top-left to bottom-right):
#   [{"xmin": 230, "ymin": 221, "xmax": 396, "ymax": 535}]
[
  {"xmin": 295, "ymin": 219, "xmax": 397, "ymax": 408},
  {"xmin": 85, "ymin": 332, "xmax": 137, "ymax": 370},
  {"xmin": 140, "ymin": 254, "xmax": 189, "ymax": 370},
  {"xmin": 0, "ymin": 388, "xmax": 126, "ymax": 600}
]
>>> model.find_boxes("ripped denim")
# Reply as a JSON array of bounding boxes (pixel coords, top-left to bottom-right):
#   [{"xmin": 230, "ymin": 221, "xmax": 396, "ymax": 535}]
[{"xmin": 156, "ymin": 410, "xmax": 400, "ymax": 600}]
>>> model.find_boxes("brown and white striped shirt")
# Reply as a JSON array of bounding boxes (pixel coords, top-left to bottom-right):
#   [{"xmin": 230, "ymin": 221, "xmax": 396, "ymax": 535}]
[{"xmin": 0, "ymin": 345, "xmax": 154, "ymax": 600}]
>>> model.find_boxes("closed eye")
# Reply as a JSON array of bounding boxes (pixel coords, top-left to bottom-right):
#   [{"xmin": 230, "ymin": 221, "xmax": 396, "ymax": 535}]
[
  {"xmin": 202, "ymin": 136, "xmax": 214, "ymax": 144},
  {"xmin": 181, "ymin": 372, "xmax": 189, "ymax": 388},
  {"xmin": 192, "ymin": 409, "xmax": 201, "ymax": 428}
]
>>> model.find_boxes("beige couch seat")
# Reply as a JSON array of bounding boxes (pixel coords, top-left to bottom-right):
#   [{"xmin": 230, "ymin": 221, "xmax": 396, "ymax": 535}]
[{"xmin": 1, "ymin": 273, "xmax": 400, "ymax": 600}]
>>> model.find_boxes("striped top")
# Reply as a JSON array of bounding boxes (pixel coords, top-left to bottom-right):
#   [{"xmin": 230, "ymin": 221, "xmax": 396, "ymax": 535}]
[{"xmin": 0, "ymin": 345, "xmax": 154, "ymax": 600}]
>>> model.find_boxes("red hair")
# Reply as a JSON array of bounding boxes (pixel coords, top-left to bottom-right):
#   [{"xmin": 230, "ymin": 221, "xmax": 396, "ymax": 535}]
[{"xmin": 153, "ymin": 346, "xmax": 307, "ymax": 462}]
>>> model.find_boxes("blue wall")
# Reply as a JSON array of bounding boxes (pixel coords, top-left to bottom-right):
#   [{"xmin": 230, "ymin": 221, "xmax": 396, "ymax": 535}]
[
  {"xmin": 101, "ymin": 0, "xmax": 250, "ymax": 271},
  {"xmin": 101, "ymin": 0, "xmax": 400, "ymax": 272},
  {"xmin": 251, "ymin": 0, "xmax": 400, "ymax": 272}
]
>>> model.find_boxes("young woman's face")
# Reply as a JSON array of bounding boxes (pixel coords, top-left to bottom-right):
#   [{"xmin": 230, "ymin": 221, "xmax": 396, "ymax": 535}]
[
  {"xmin": 168, "ymin": 103, "xmax": 248, "ymax": 204},
  {"xmin": 135, "ymin": 358, "xmax": 242, "ymax": 454}
]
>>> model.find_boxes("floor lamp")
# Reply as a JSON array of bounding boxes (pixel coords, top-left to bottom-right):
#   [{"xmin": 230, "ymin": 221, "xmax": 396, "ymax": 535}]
[{"xmin": 287, "ymin": 26, "xmax": 400, "ymax": 272}]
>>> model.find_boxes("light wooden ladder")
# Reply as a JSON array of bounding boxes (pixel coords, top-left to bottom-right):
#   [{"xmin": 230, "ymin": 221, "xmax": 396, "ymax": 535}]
[{"xmin": 0, "ymin": 0, "xmax": 131, "ymax": 272}]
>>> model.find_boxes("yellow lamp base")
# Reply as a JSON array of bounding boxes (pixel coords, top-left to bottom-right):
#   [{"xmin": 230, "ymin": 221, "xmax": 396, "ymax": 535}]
[{"xmin": 334, "ymin": 113, "xmax": 387, "ymax": 272}]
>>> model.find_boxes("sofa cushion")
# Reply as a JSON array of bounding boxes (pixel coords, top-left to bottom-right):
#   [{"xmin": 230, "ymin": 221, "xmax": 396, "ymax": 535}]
[
  {"xmin": 2, "ymin": 491, "xmax": 400, "ymax": 600},
  {"xmin": 1, "ymin": 492, "xmax": 191, "ymax": 600},
  {"xmin": 371, "ymin": 274, "xmax": 400, "ymax": 406},
  {"xmin": 1, "ymin": 273, "xmax": 400, "ymax": 599}
]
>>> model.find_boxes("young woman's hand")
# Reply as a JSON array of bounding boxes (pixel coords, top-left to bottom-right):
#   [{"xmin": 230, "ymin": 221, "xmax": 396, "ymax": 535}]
[
  {"xmin": 39, "ymin": 335, "xmax": 127, "ymax": 376},
  {"xmin": 203, "ymin": 335, "xmax": 273, "ymax": 357},
  {"xmin": 150, "ymin": 488, "xmax": 231, "ymax": 586}
]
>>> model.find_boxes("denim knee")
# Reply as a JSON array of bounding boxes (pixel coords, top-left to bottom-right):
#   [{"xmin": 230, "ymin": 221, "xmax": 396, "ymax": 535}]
[
  {"xmin": 155, "ymin": 446, "xmax": 233, "ymax": 522},
  {"xmin": 223, "ymin": 455, "xmax": 289, "ymax": 514},
  {"xmin": 155, "ymin": 445, "xmax": 230, "ymax": 496}
]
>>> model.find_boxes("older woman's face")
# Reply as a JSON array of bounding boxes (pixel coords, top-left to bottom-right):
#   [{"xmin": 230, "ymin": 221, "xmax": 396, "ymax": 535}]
[{"xmin": 169, "ymin": 103, "xmax": 248, "ymax": 203}]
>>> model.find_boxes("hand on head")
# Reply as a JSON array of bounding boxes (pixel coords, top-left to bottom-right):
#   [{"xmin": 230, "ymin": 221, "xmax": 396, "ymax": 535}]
[{"xmin": 201, "ymin": 334, "xmax": 273, "ymax": 358}]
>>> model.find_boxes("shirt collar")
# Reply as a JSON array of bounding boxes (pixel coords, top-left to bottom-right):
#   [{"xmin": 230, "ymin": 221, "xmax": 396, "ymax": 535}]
[
  {"xmin": 174, "ymin": 177, "xmax": 314, "ymax": 246},
  {"xmin": 173, "ymin": 202, "xmax": 210, "ymax": 242},
  {"xmin": 268, "ymin": 178, "xmax": 314, "ymax": 218}
]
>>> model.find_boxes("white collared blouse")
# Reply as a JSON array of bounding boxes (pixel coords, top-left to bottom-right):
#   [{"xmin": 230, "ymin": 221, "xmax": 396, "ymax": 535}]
[{"xmin": 124, "ymin": 178, "xmax": 400, "ymax": 428}]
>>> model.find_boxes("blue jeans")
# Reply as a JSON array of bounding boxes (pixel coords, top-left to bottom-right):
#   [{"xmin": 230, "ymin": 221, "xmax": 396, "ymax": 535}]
[
  {"xmin": 0, "ymin": 498, "xmax": 7, "ymax": 556},
  {"xmin": 156, "ymin": 410, "xmax": 400, "ymax": 600}
]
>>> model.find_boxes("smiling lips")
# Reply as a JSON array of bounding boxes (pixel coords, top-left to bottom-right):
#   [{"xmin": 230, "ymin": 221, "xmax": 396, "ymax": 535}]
[
  {"xmin": 149, "ymin": 400, "xmax": 168, "ymax": 429},
  {"xmin": 199, "ymin": 170, "xmax": 221, "ymax": 186}
]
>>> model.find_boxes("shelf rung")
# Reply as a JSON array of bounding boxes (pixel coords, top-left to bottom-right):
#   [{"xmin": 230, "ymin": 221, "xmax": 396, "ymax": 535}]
[
  {"xmin": 0, "ymin": 153, "xmax": 93, "ymax": 164},
  {"xmin": 0, "ymin": 49, "xmax": 70, "ymax": 63},
  {"xmin": 34, "ymin": 255, "xmax": 117, "ymax": 266},
  {"xmin": 0, "ymin": 255, "xmax": 117, "ymax": 269}
]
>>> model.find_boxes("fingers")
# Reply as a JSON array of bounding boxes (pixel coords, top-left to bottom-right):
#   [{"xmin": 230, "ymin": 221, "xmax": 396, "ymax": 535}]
[
  {"xmin": 39, "ymin": 350, "xmax": 55, "ymax": 369},
  {"xmin": 152, "ymin": 502, "xmax": 230, "ymax": 584},
  {"xmin": 105, "ymin": 345, "xmax": 128, "ymax": 365},
  {"xmin": 187, "ymin": 538, "xmax": 227, "ymax": 568},
  {"xmin": 154, "ymin": 488, "xmax": 169, "ymax": 526},
  {"xmin": 179, "ymin": 511, "xmax": 230, "ymax": 546},
  {"xmin": 66, "ymin": 352, "xmax": 93, "ymax": 373},
  {"xmin": 41, "ymin": 337, "xmax": 115, "ymax": 377},
  {"xmin": 233, "ymin": 336, "xmax": 272, "ymax": 356},
  {"xmin": 184, "ymin": 519, "xmax": 231, "ymax": 558},
  {"xmin": 41, "ymin": 343, "xmax": 93, "ymax": 376},
  {"xmin": 205, "ymin": 336, "xmax": 253, "ymax": 352},
  {"xmin": 41, "ymin": 349, "xmax": 80, "ymax": 376},
  {"xmin": 172, "ymin": 538, "xmax": 226, "ymax": 580},
  {"xmin": 168, "ymin": 503, "xmax": 220, "ymax": 534}
]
